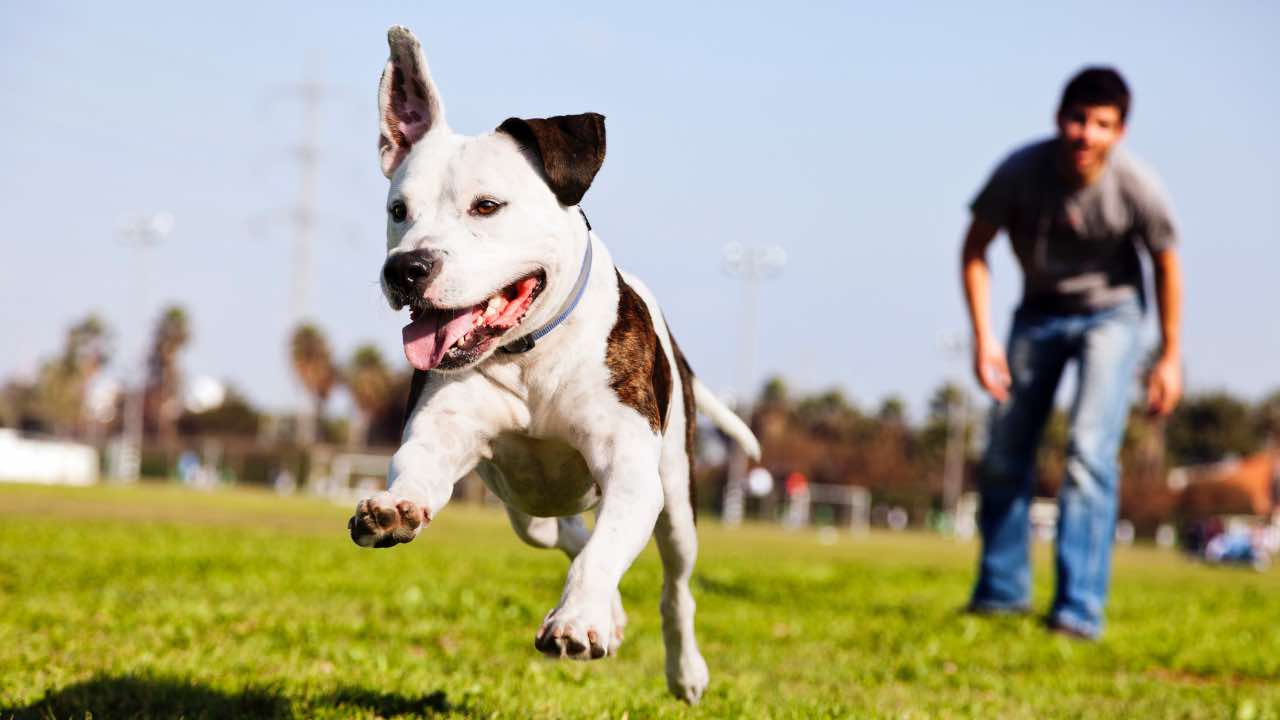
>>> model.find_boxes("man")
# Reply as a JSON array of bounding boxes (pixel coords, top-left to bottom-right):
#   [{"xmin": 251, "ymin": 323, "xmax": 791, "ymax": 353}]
[{"xmin": 960, "ymin": 67, "xmax": 1183, "ymax": 639}]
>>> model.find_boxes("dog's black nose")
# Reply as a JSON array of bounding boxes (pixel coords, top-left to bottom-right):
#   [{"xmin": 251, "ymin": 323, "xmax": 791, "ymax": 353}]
[{"xmin": 383, "ymin": 250, "xmax": 435, "ymax": 299}]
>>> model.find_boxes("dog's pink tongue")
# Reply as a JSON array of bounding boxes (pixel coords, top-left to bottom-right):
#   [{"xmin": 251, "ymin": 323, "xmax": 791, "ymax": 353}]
[{"xmin": 403, "ymin": 307, "xmax": 478, "ymax": 371}]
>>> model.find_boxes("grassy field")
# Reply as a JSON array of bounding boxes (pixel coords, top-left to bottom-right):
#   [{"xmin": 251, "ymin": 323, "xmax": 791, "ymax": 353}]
[{"xmin": 2, "ymin": 483, "xmax": 1279, "ymax": 719}]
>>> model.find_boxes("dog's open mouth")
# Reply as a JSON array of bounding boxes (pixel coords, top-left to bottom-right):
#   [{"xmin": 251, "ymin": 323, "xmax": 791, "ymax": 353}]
[{"xmin": 402, "ymin": 271, "xmax": 545, "ymax": 371}]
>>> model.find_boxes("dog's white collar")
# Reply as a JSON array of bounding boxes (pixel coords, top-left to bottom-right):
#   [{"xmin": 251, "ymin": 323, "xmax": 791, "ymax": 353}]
[{"xmin": 500, "ymin": 209, "xmax": 593, "ymax": 355}]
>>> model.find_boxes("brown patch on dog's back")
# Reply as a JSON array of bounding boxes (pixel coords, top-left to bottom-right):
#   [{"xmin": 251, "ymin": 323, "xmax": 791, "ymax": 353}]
[{"xmin": 606, "ymin": 272, "xmax": 670, "ymax": 434}]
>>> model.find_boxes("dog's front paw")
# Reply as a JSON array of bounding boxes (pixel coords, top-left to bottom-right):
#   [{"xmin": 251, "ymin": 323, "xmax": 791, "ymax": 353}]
[
  {"xmin": 535, "ymin": 595, "xmax": 617, "ymax": 660},
  {"xmin": 348, "ymin": 492, "xmax": 427, "ymax": 548}
]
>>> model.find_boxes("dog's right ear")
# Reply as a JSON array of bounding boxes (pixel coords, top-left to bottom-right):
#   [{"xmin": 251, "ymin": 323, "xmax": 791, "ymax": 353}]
[
  {"xmin": 496, "ymin": 113, "xmax": 606, "ymax": 207},
  {"xmin": 378, "ymin": 26, "xmax": 447, "ymax": 178}
]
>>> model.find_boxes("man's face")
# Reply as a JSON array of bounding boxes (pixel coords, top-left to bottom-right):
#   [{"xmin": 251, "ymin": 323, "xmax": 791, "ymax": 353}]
[{"xmin": 1056, "ymin": 104, "xmax": 1125, "ymax": 181}]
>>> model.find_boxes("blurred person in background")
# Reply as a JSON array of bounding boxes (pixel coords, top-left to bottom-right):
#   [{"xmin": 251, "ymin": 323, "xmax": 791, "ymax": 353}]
[{"xmin": 959, "ymin": 67, "xmax": 1183, "ymax": 639}]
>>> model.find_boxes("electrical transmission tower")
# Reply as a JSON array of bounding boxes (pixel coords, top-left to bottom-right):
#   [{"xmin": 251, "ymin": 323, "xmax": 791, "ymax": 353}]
[
  {"xmin": 287, "ymin": 68, "xmax": 325, "ymax": 325},
  {"xmin": 255, "ymin": 61, "xmax": 335, "ymax": 446}
]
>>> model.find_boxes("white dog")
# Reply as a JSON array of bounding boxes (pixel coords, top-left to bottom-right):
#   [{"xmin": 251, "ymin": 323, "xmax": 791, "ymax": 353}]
[{"xmin": 347, "ymin": 26, "xmax": 760, "ymax": 703}]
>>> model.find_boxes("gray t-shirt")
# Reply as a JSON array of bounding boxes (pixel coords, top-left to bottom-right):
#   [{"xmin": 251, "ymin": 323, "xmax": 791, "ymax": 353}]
[{"xmin": 971, "ymin": 138, "xmax": 1178, "ymax": 314}]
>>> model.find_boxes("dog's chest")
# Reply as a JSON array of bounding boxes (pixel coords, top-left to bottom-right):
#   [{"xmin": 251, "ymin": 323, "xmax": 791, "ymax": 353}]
[{"xmin": 475, "ymin": 432, "xmax": 600, "ymax": 518}]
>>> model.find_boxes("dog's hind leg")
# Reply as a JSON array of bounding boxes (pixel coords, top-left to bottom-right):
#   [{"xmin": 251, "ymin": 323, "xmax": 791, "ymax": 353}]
[
  {"xmin": 653, "ymin": 339, "xmax": 710, "ymax": 702},
  {"xmin": 505, "ymin": 507, "xmax": 588, "ymax": 557},
  {"xmin": 654, "ymin": 456, "xmax": 710, "ymax": 703},
  {"xmin": 506, "ymin": 508, "xmax": 629, "ymax": 652}
]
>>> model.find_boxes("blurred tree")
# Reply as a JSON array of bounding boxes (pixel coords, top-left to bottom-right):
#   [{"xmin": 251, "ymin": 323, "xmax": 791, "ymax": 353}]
[
  {"xmin": 31, "ymin": 360, "xmax": 80, "ymax": 437},
  {"xmin": 290, "ymin": 323, "xmax": 337, "ymax": 445},
  {"xmin": 1034, "ymin": 410, "xmax": 1069, "ymax": 496},
  {"xmin": 31, "ymin": 314, "xmax": 112, "ymax": 437},
  {"xmin": 1, "ymin": 380, "xmax": 37, "ymax": 430},
  {"xmin": 1117, "ymin": 410, "xmax": 1176, "ymax": 535},
  {"xmin": 145, "ymin": 305, "xmax": 189, "ymax": 444},
  {"xmin": 366, "ymin": 369, "xmax": 415, "ymax": 447},
  {"xmin": 752, "ymin": 376, "xmax": 790, "ymax": 454},
  {"xmin": 68, "ymin": 315, "xmax": 112, "ymax": 372},
  {"xmin": 1165, "ymin": 391, "xmax": 1261, "ymax": 466},
  {"xmin": 926, "ymin": 383, "xmax": 966, "ymax": 423},
  {"xmin": 919, "ymin": 382, "xmax": 968, "ymax": 462},
  {"xmin": 346, "ymin": 344, "xmax": 394, "ymax": 449},
  {"xmin": 921, "ymin": 382, "xmax": 977, "ymax": 513},
  {"xmin": 864, "ymin": 395, "xmax": 916, "ymax": 507},
  {"xmin": 1254, "ymin": 389, "xmax": 1280, "ymax": 446},
  {"xmin": 178, "ymin": 385, "xmax": 260, "ymax": 437},
  {"xmin": 794, "ymin": 388, "xmax": 865, "ymax": 441},
  {"xmin": 877, "ymin": 395, "xmax": 907, "ymax": 426},
  {"xmin": 758, "ymin": 376, "xmax": 789, "ymax": 410}
]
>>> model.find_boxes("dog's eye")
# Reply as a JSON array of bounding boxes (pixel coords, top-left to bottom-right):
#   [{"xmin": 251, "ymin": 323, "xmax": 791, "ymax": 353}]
[
  {"xmin": 389, "ymin": 200, "xmax": 408, "ymax": 223},
  {"xmin": 470, "ymin": 198, "xmax": 504, "ymax": 217}
]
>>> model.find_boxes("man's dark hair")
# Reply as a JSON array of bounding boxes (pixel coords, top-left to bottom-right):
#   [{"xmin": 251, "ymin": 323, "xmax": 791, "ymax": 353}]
[{"xmin": 1058, "ymin": 67, "xmax": 1131, "ymax": 123}]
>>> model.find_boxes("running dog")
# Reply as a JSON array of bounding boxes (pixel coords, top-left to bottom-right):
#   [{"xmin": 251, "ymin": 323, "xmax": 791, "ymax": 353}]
[{"xmin": 347, "ymin": 26, "xmax": 761, "ymax": 703}]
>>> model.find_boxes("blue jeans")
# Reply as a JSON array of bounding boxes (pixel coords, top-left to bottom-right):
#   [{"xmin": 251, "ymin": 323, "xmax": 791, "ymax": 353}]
[{"xmin": 969, "ymin": 299, "xmax": 1144, "ymax": 638}]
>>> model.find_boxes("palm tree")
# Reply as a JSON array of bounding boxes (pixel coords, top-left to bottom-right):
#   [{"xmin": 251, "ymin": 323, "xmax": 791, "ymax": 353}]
[
  {"xmin": 69, "ymin": 315, "xmax": 112, "ymax": 375},
  {"xmin": 346, "ymin": 344, "xmax": 394, "ymax": 449},
  {"xmin": 146, "ymin": 305, "xmax": 190, "ymax": 444},
  {"xmin": 32, "ymin": 314, "xmax": 113, "ymax": 437},
  {"xmin": 69, "ymin": 315, "xmax": 113, "ymax": 439},
  {"xmin": 290, "ymin": 323, "xmax": 337, "ymax": 445}
]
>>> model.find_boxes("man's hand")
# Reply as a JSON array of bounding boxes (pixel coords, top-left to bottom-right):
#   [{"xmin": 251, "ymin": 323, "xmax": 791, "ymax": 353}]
[
  {"xmin": 1146, "ymin": 354, "xmax": 1182, "ymax": 417},
  {"xmin": 1147, "ymin": 249, "xmax": 1183, "ymax": 419},
  {"xmin": 961, "ymin": 218, "xmax": 1007, "ymax": 402},
  {"xmin": 973, "ymin": 338, "xmax": 1012, "ymax": 403}
]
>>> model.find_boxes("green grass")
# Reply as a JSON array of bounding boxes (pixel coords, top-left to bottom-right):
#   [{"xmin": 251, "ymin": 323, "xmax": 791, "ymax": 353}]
[{"xmin": 2, "ymin": 483, "xmax": 1279, "ymax": 719}]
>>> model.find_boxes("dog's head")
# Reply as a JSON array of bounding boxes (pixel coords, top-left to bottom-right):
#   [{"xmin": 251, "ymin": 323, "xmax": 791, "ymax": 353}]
[{"xmin": 376, "ymin": 26, "xmax": 606, "ymax": 374}]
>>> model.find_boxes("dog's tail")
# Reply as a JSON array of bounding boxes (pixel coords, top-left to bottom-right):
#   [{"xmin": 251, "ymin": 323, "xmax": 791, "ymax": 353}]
[{"xmin": 693, "ymin": 379, "xmax": 762, "ymax": 461}]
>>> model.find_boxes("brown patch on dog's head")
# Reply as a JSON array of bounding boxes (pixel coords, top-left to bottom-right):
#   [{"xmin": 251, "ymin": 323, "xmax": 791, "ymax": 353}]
[
  {"xmin": 606, "ymin": 272, "xmax": 670, "ymax": 434},
  {"xmin": 496, "ymin": 113, "xmax": 606, "ymax": 207}
]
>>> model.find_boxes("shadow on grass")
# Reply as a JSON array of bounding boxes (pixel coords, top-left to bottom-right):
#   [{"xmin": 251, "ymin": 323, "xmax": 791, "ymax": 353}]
[
  {"xmin": 327, "ymin": 686, "xmax": 452, "ymax": 716},
  {"xmin": 2, "ymin": 675, "xmax": 292, "ymax": 719},
  {"xmin": 2, "ymin": 675, "xmax": 455, "ymax": 719},
  {"xmin": 694, "ymin": 573, "xmax": 758, "ymax": 600}
]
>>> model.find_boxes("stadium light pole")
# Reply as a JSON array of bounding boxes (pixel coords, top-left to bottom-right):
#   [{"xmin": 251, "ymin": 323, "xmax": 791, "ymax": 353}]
[
  {"xmin": 114, "ymin": 211, "xmax": 174, "ymax": 481},
  {"xmin": 720, "ymin": 242, "xmax": 786, "ymax": 526}
]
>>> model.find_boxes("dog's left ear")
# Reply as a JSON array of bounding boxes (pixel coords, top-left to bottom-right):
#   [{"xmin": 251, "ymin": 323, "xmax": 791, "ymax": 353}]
[
  {"xmin": 378, "ymin": 26, "xmax": 447, "ymax": 178},
  {"xmin": 497, "ymin": 113, "xmax": 606, "ymax": 207}
]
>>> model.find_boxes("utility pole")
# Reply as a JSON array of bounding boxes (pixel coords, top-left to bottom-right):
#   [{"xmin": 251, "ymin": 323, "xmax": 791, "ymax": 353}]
[{"xmin": 720, "ymin": 242, "xmax": 786, "ymax": 526}]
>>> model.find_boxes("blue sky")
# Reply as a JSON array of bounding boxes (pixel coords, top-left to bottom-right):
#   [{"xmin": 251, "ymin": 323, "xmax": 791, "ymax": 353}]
[{"xmin": 2, "ymin": 1, "xmax": 1277, "ymax": 420}]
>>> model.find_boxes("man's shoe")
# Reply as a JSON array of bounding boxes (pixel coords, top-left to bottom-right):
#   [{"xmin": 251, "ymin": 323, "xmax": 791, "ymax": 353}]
[{"xmin": 1044, "ymin": 616, "xmax": 1099, "ymax": 641}]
